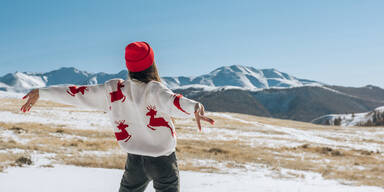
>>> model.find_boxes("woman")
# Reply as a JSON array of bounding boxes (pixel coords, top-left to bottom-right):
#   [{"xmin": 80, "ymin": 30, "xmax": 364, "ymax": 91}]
[{"xmin": 21, "ymin": 41, "xmax": 215, "ymax": 192}]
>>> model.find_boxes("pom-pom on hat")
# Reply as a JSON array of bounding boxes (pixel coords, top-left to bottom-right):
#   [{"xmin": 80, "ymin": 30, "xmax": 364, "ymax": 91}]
[{"xmin": 125, "ymin": 41, "xmax": 154, "ymax": 72}]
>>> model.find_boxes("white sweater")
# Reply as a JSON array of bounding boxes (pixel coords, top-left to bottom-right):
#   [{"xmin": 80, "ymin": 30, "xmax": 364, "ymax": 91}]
[{"xmin": 39, "ymin": 79, "xmax": 198, "ymax": 157}]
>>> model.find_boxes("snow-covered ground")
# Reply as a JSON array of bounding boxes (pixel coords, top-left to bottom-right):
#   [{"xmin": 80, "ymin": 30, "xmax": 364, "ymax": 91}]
[
  {"xmin": 1, "ymin": 165, "xmax": 382, "ymax": 192},
  {"xmin": 0, "ymin": 108, "xmax": 111, "ymax": 131},
  {"xmin": 0, "ymin": 90, "xmax": 24, "ymax": 98}
]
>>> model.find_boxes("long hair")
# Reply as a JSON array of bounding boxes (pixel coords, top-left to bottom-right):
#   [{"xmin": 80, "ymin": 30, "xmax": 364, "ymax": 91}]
[{"xmin": 128, "ymin": 62, "xmax": 161, "ymax": 83}]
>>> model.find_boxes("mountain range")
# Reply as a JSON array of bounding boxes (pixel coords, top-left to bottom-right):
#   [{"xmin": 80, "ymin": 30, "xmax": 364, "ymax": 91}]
[
  {"xmin": 162, "ymin": 65, "xmax": 321, "ymax": 89},
  {"xmin": 1, "ymin": 65, "xmax": 383, "ymax": 123},
  {"xmin": 0, "ymin": 65, "xmax": 321, "ymax": 92},
  {"xmin": 175, "ymin": 85, "xmax": 384, "ymax": 122}
]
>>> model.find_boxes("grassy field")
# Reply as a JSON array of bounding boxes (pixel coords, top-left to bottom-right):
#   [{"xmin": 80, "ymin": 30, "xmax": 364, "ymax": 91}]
[{"xmin": 0, "ymin": 97, "xmax": 383, "ymax": 187}]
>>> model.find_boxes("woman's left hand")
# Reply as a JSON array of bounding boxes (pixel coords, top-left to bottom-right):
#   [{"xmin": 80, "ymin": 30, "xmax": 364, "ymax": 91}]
[{"xmin": 21, "ymin": 89, "xmax": 39, "ymax": 112}]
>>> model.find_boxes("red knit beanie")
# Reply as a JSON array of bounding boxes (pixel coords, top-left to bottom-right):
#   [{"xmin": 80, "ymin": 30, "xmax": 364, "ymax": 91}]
[{"xmin": 125, "ymin": 42, "xmax": 154, "ymax": 72}]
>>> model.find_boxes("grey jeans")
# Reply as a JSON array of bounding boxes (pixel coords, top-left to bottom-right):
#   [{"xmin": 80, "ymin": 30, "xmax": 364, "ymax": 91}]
[{"xmin": 119, "ymin": 152, "xmax": 179, "ymax": 192}]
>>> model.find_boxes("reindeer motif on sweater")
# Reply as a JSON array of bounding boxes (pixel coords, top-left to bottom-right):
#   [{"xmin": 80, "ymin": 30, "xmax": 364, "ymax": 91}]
[
  {"xmin": 66, "ymin": 86, "xmax": 88, "ymax": 97},
  {"xmin": 114, "ymin": 120, "xmax": 132, "ymax": 142},
  {"xmin": 110, "ymin": 81, "xmax": 126, "ymax": 103},
  {"xmin": 146, "ymin": 105, "xmax": 174, "ymax": 137}
]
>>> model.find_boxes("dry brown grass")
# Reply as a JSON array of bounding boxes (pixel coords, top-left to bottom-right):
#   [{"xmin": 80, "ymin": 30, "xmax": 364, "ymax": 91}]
[
  {"xmin": 179, "ymin": 162, "xmax": 220, "ymax": 173},
  {"xmin": 0, "ymin": 97, "xmax": 71, "ymax": 113},
  {"xmin": 0, "ymin": 121, "xmax": 122, "ymax": 172},
  {"xmin": 0, "ymin": 151, "xmax": 31, "ymax": 171},
  {"xmin": 56, "ymin": 153, "xmax": 126, "ymax": 169}
]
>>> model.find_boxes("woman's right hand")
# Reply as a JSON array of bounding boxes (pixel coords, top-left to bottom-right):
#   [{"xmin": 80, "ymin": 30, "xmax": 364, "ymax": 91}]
[{"xmin": 194, "ymin": 103, "xmax": 215, "ymax": 131}]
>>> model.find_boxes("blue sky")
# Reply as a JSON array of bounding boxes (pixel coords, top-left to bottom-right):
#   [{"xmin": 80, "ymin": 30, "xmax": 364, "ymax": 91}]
[{"xmin": 1, "ymin": 0, "xmax": 383, "ymax": 87}]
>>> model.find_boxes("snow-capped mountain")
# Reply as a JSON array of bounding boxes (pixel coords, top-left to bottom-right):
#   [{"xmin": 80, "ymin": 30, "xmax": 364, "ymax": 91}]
[
  {"xmin": 0, "ymin": 67, "xmax": 128, "ymax": 93},
  {"xmin": 0, "ymin": 72, "xmax": 48, "ymax": 92},
  {"xmin": 162, "ymin": 65, "xmax": 322, "ymax": 89},
  {"xmin": 0, "ymin": 65, "xmax": 322, "ymax": 93},
  {"xmin": 311, "ymin": 106, "xmax": 384, "ymax": 126}
]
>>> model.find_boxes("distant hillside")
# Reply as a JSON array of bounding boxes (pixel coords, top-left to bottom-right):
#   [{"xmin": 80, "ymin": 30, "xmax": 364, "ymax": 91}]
[
  {"xmin": 312, "ymin": 106, "xmax": 384, "ymax": 126},
  {"xmin": 174, "ymin": 86, "xmax": 384, "ymax": 122},
  {"xmin": 325, "ymin": 85, "xmax": 384, "ymax": 103},
  {"xmin": 175, "ymin": 88, "xmax": 271, "ymax": 117}
]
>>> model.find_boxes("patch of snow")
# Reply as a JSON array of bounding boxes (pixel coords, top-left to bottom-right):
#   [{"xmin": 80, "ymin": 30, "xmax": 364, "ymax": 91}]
[
  {"xmin": 0, "ymin": 148, "xmax": 26, "ymax": 154},
  {"xmin": 0, "ymin": 166, "xmax": 382, "ymax": 192},
  {"xmin": 79, "ymin": 150, "xmax": 124, "ymax": 156},
  {"xmin": 0, "ymin": 129, "xmax": 31, "ymax": 145},
  {"xmin": 375, "ymin": 106, "xmax": 384, "ymax": 112},
  {"xmin": 0, "ymin": 107, "xmax": 111, "ymax": 131},
  {"xmin": 29, "ymin": 152, "xmax": 56, "ymax": 167},
  {"xmin": 0, "ymin": 91, "xmax": 24, "ymax": 98}
]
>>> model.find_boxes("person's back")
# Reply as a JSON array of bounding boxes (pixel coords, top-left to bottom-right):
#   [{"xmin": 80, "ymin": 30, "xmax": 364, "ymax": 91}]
[
  {"xmin": 106, "ymin": 78, "xmax": 198, "ymax": 157},
  {"xmin": 21, "ymin": 41, "xmax": 214, "ymax": 192}
]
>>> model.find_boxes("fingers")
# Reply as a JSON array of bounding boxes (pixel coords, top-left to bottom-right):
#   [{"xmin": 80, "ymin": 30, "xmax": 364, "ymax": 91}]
[
  {"xmin": 22, "ymin": 92, "xmax": 31, "ymax": 99},
  {"xmin": 20, "ymin": 103, "xmax": 28, "ymax": 112},
  {"xmin": 200, "ymin": 115, "xmax": 215, "ymax": 125},
  {"xmin": 26, "ymin": 102, "xmax": 33, "ymax": 112},
  {"xmin": 199, "ymin": 104, "xmax": 205, "ymax": 116},
  {"xmin": 26, "ymin": 97, "xmax": 37, "ymax": 112},
  {"xmin": 194, "ymin": 111, "xmax": 202, "ymax": 132},
  {"xmin": 21, "ymin": 99, "xmax": 30, "ymax": 112},
  {"xmin": 21, "ymin": 100, "xmax": 32, "ymax": 112}
]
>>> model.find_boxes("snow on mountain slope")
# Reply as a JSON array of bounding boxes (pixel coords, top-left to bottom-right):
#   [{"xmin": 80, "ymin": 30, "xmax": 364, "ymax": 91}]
[
  {"xmin": 0, "ymin": 72, "xmax": 47, "ymax": 92},
  {"xmin": 42, "ymin": 67, "xmax": 91, "ymax": 86},
  {"xmin": 311, "ymin": 106, "xmax": 384, "ymax": 126},
  {"xmin": 0, "ymin": 65, "xmax": 322, "ymax": 93},
  {"xmin": 0, "ymin": 67, "xmax": 127, "ymax": 93},
  {"xmin": 162, "ymin": 65, "xmax": 322, "ymax": 89}
]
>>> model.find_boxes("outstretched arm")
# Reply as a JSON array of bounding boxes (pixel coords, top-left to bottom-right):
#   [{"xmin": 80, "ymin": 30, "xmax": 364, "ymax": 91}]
[
  {"xmin": 21, "ymin": 84, "xmax": 108, "ymax": 112},
  {"xmin": 152, "ymin": 81, "xmax": 214, "ymax": 131}
]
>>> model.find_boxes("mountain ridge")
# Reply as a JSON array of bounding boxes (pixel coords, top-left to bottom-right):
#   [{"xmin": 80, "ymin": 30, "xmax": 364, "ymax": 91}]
[
  {"xmin": 162, "ymin": 65, "xmax": 322, "ymax": 89},
  {"xmin": 0, "ymin": 65, "xmax": 324, "ymax": 93},
  {"xmin": 174, "ymin": 86, "xmax": 384, "ymax": 122}
]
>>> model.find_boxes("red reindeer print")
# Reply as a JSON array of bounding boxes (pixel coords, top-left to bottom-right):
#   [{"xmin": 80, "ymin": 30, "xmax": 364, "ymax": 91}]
[
  {"xmin": 173, "ymin": 94, "xmax": 190, "ymax": 115},
  {"xmin": 114, "ymin": 120, "xmax": 132, "ymax": 142},
  {"xmin": 146, "ymin": 105, "xmax": 175, "ymax": 137},
  {"xmin": 110, "ymin": 81, "xmax": 126, "ymax": 103},
  {"xmin": 66, "ymin": 86, "xmax": 88, "ymax": 97}
]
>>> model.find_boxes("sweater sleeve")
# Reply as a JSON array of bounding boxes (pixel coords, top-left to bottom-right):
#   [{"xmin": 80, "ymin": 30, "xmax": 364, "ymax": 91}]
[
  {"xmin": 152, "ymin": 81, "xmax": 198, "ymax": 118},
  {"xmin": 39, "ymin": 84, "xmax": 108, "ymax": 111}
]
